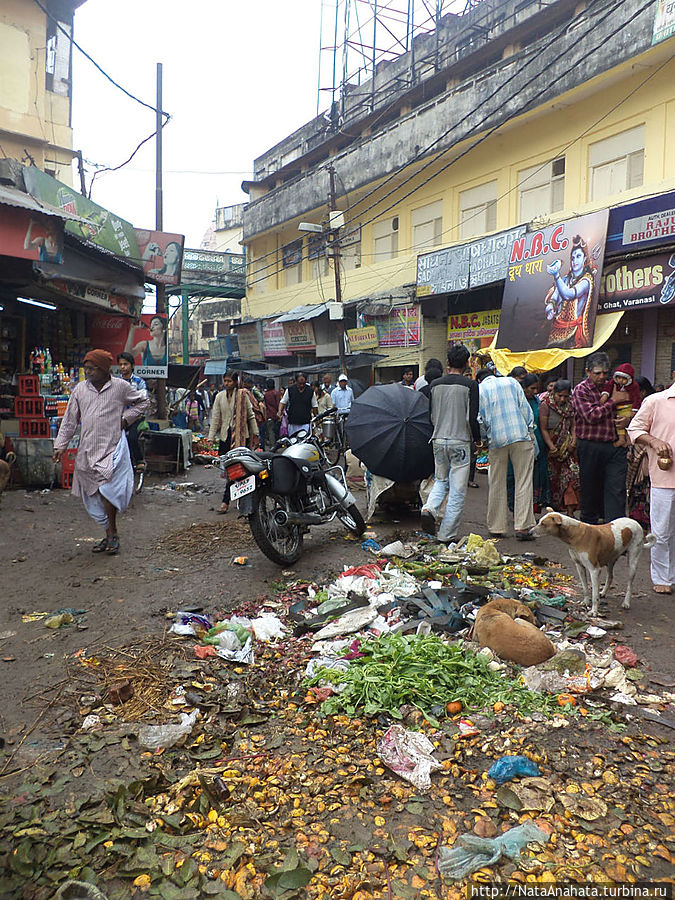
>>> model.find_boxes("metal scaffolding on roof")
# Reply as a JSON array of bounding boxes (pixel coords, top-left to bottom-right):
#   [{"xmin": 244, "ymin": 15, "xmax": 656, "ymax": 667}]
[{"xmin": 317, "ymin": 0, "xmax": 478, "ymax": 123}]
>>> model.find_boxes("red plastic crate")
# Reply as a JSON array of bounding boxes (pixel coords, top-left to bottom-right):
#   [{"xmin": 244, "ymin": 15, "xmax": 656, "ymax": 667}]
[
  {"xmin": 19, "ymin": 418, "xmax": 50, "ymax": 438},
  {"xmin": 61, "ymin": 471, "xmax": 74, "ymax": 490},
  {"xmin": 18, "ymin": 375, "xmax": 39, "ymax": 396},
  {"xmin": 15, "ymin": 396, "xmax": 45, "ymax": 418},
  {"xmin": 61, "ymin": 448, "xmax": 78, "ymax": 473}
]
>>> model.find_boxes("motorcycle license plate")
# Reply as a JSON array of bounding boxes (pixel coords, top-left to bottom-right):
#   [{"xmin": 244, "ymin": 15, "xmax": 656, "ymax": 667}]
[{"xmin": 230, "ymin": 475, "xmax": 256, "ymax": 501}]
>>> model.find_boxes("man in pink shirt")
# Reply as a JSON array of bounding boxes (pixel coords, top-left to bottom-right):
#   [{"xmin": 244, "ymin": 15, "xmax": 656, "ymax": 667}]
[
  {"xmin": 53, "ymin": 349, "xmax": 149, "ymax": 555},
  {"xmin": 627, "ymin": 383, "xmax": 675, "ymax": 594}
]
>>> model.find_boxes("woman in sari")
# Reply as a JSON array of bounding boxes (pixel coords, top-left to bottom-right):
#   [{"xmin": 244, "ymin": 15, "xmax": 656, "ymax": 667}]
[
  {"xmin": 539, "ymin": 378, "xmax": 579, "ymax": 515},
  {"xmin": 626, "ymin": 376, "xmax": 654, "ymax": 528}
]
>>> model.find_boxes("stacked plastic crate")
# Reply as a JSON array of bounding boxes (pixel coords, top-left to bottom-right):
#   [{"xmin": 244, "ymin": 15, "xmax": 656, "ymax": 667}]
[{"xmin": 15, "ymin": 376, "xmax": 49, "ymax": 438}]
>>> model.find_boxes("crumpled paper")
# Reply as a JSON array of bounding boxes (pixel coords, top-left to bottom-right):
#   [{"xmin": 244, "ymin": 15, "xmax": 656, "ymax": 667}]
[{"xmin": 377, "ymin": 724, "xmax": 442, "ymax": 792}]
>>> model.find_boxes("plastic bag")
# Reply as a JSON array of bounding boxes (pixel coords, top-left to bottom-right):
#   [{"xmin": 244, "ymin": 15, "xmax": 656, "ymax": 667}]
[
  {"xmin": 437, "ymin": 821, "xmax": 550, "ymax": 880},
  {"xmin": 137, "ymin": 709, "xmax": 199, "ymax": 750},
  {"xmin": 488, "ymin": 755, "xmax": 541, "ymax": 784},
  {"xmin": 313, "ymin": 606, "xmax": 377, "ymax": 641},
  {"xmin": 250, "ymin": 613, "xmax": 285, "ymax": 642},
  {"xmin": 216, "ymin": 635, "xmax": 254, "ymax": 665},
  {"xmin": 377, "ymin": 724, "xmax": 442, "ymax": 793},
  {"xmin": 212, "ymin": 631, "xmax": 242, "ymax": 652}
]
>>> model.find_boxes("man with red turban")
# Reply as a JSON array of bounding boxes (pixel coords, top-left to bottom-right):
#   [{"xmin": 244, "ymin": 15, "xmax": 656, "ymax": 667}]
[{"xmin": 53, "ymin": 349, "xmax": 149, "ymax": 554}]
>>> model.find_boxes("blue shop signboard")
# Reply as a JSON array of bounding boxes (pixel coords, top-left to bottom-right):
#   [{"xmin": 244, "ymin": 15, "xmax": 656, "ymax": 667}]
[{"xmin": 606, "ymin": 190, "xmax": 675, "ymax": 255}]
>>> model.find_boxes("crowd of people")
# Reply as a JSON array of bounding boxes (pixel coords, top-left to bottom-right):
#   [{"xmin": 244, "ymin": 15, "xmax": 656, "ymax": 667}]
[
  {"xmin": 421, "ymin": 346, "xmax": 675, "ymax": 595},
  {"xmin": 52, "ymin": 343, "xmax": 675, "ymax": 595}
]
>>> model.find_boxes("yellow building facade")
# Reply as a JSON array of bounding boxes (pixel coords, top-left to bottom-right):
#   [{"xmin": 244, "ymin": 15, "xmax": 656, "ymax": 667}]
[
  {"xmin": 242, "ymin": 0, "xmax": 675, "ymax": 382},
  {"xmin": 0, "ymin": 0, "xmax": 84, "ymax": 184}
]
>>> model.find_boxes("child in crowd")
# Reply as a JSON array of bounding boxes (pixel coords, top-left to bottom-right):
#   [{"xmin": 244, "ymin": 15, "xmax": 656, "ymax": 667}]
[{"xmin": 600, "ymin": 363, "xmax": 641, "ymax": 447}]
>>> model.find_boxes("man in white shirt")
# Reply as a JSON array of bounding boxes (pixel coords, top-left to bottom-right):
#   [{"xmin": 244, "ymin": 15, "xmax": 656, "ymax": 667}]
[{"xmin": 331, "ymin": 374, "xmax": 354, "ymax": 413}]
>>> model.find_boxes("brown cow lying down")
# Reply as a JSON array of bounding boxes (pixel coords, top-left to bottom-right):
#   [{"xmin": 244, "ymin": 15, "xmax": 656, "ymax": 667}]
[{"xmin": 473, "ymin": 597, "xmax": 556, "ymax": 666}]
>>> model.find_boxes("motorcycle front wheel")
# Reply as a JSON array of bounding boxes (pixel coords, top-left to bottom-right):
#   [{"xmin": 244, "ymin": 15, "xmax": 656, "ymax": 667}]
[
  {"xmin": 250, "ymin": 490, "xmax": 304, "ymax": 565},
  {"xmin": 336, "ymin": 502, "xmax": 366, "ymax": 537}
]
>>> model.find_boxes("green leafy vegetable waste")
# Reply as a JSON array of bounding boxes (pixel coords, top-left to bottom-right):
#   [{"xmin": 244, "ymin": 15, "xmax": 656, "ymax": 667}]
[{"xmin": 305, "ymin": 633, "xmax": 559, "ymax": 719}]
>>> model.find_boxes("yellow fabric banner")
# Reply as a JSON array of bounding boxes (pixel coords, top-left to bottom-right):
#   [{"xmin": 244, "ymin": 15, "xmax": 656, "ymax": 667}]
[{"xmin": 487, "ymin": 311, "xmax": 624, "ymax": 374}]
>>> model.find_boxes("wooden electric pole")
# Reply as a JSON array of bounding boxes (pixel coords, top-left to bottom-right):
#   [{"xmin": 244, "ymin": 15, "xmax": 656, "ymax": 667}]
[{"xmin": 327, "ymin": 165, "xmax": 347, "ymax": 373}]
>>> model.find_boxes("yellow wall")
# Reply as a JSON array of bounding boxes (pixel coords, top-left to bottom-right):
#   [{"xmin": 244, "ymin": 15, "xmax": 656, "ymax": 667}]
[
  {"xmin": 0, "ymin": 0, "xmax": 75, "ymax": 183},
  {"xmin": 245, "ymin": 48, "xmax": 675, "ymax": 332}
]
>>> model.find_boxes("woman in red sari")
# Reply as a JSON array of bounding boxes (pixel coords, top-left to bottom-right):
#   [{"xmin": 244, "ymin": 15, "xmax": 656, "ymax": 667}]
[{"xmin": 539, "ymin": 379, "xmax": 580, "ymax": 515}]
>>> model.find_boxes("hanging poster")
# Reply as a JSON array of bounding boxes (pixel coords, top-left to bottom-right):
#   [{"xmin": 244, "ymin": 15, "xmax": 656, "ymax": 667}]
[
  {"xmin": 653, "ymin": 0, "xmax": 675, "ymax": 44},
  {"xmin": 283, "ymin": 320, "xmax": 316, "ymax": 350},
  {"xmin": 89, "ymin": 312, "xmax": 168, "ymax": 379},
  {"xmin": 135, "ymin": 230, "xmax": 184, "ymax": 285},
  {"xmin": 346, "ymin": 326, "xmax": 379, "ymax": 351},
  {"xmin": 496, "ymin": 210, "xmax": 608, "ymax": 351},
  {"xmin": 0, "ymin": 207, "xmax": 64, "ymax": 263},
  {"xmin": 364, "ymin": 305, "xmax": 420, "ymax": 347}
]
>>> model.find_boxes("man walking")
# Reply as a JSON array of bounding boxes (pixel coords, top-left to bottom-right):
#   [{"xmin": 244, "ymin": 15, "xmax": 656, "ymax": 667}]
[
  {"xmin": 330, "ymin": 374, "xmax": 353, "ymax": 413},
  {"xmin": 278, "ymin": 372, "xmax": 318, "ymax": 436},
  {"xmin": 478, "ymin": 367, "xmax": 536, "ymax": 540},
  {"xmin": 53, "ymin": 349, "xmax": 149, "ymax": 555},
  {"xmin": 263, "ymin": 378, "xmax": 281, "ymax": 448},
  {"xmin": 420, "ymin": 345, "xmax": 481, "ymax": 542},
  {"xmin": 627, "ymin": 384, "xmax": 675, "ymax": 593},
  {"xmin": 571, "ymin": 352, "xmax": 629, "ymax": 523}
]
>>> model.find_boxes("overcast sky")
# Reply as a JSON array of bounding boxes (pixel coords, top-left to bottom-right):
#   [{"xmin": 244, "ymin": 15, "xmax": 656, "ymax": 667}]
[{"xmin": 71, "ymin": 1, "xmax": 323, "ymax": 248}]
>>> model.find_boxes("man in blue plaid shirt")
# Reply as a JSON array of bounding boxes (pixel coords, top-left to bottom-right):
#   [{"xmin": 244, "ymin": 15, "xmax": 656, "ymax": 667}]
[{"xmin": 477, "ymin": 368, "xmax": 535, "ymax": 540}]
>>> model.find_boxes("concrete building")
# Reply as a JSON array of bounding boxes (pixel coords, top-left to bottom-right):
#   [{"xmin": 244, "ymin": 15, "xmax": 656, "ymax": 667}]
[
  {"xmin": 0, "ymin": 0, "xmax": 86, "ymax": 185},
  {"xmin": 241, "ymin": 0, "xmax": 675, "ymax": 383},
  {"xmin": 200, "ymin": 204, "xmax": 244, "ymax": 254}
]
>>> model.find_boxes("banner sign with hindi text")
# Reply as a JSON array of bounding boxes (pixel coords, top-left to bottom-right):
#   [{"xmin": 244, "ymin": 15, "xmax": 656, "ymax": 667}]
[
  {"xmin": 364, "ymin": 305, "xmax": 420, "ymax": 347},
  {"xmin": 496, "ymin": 210, "xmax": 608, "ymax": 352},
  {"xmin": 262, "ymin": 320, "xmax": 288, "ymax": 357},
  {"xmin": 417, "ymin": 226, "xmax": 526, "ymax": 296}
]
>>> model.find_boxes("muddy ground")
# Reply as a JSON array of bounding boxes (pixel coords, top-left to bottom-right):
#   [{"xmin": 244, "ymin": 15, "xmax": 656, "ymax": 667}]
[{"xmin": 0, "ymin": 464, "xmax": 673, "ymax": 898}]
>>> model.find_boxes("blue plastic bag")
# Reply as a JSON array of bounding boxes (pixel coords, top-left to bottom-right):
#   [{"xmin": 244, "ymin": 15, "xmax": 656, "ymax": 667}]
[
  {"xmin": 488, "ymin": 755, "xmax": 540, "ymax": 784},
  {"xmin": 438, "ymin": 821, "xmax": 549, "ymax": 880}
]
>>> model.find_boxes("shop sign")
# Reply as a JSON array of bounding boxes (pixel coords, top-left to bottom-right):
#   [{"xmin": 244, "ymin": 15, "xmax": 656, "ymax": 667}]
[
  {"xmin": 283, "ymin": 320, "xmax": 315, "ymax": 350},
  {"xmin": 23, "ymin": 167, "xmax": 140, "ymax": 261},
  {"xmin": 182, "ymin": 249, "xmax": 245, "ymax": 274},
  {"xmin": 235, "ymin": 323, "xmax": 262, "ymax": 359},
  {"xmin": 447, "ymin": 309, "xmax": 501, "ymax": 341},
  {"xmin": 346, "ymin": 326, "xmax": 379, "ymax": 351},
  {"xmin": 417, "ymin": 226, "xmax": 526, "ymax": 296},
  {"xmin": 263, "ymin": 320, "xmax": 288, "ymax": 357},
  {"xmin": 282, "ymin": 240, "xmax": 302, "ymax": 269},
  {"xmin": 496, "ymin": 209, "xmax": 609, "ymax": 351},
  {"xmin": 48, "ymin": 279, "xmax": 137, "ymax": 317},
  {"xmin": 653, "ymin": 0, "xmax": 675, "ymax": 43},
  {"xmin": 606, "ymin": 190, "xmax": 675, "ymax": 254},
  {"xmin": 598, "ymin": 252, "xmax": 675, "ymax": 312},
  {"xmin": 135, "ymin": 230, "xmax": 185, "ymax": 285},
  {"xmin": 88, "ymin": 312, "xmax": 168, "ymax": 379},
  {"xmin": 364, "ymin": 305, "xmax": 420, "ymax": 347},
  {"xmin": 0, "ymin": 206, "xmax": 64, "ymax": 264}
]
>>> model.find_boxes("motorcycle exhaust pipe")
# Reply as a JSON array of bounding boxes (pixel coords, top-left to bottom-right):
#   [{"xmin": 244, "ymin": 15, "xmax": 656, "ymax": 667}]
[{"xmin": 285, "ymin": 511, "xmax": 325, "ymax": 525}]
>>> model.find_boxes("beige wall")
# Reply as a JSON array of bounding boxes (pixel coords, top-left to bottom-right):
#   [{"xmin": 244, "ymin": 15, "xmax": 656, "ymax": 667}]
[{"xmin": 0, "ymin": 0, "xmax": 76, "ymax": 183}]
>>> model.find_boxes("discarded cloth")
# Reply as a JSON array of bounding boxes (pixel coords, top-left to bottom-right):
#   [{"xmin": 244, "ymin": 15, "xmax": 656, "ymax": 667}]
[
  {"xmin": 437, "ymin": 821, "xmax": 550, "ymax": 880},
  {"xmin": 377, "ymin": 724, "xmax": 442, "ymax": 793}
]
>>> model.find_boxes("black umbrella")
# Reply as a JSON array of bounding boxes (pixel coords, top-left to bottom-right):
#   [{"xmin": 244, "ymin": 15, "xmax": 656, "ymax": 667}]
[{"xmin": 346, "ymin": 384, "xmax": 434, "ymax": 482}]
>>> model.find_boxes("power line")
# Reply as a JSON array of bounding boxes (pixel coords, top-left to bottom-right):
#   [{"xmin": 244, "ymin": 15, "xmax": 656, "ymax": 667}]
[
  {"xmin": 32, "ymin": 0, "xmax": 169, "ymax": 119},
  {"xmin": 243, "ymin": 0, "xmax": 625, "ymax": 289},
  {"xmin": 86, "ymin": 119, "xmax": 172, "ymax": 198}
]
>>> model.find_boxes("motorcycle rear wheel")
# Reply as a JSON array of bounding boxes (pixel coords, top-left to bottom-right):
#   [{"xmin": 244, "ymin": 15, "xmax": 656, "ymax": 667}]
[
  {"xmin": 250, "ymin": 490, "xmax": 304, "ymax": 565},
  {"xmin": 337, "ymin": 502, "xmax": 366, "ymax": 537}
]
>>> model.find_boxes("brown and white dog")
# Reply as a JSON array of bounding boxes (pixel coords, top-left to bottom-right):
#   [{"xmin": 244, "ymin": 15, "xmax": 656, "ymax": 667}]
[
  {"xmin": 532, "ymin": 508, "xmax": 656, "ymax": 615},
  {"xmin": 0, "ymin": 451, "xmax": 15, "ymax": 504},
  {"xmin": 473, "ymin": 597, "xmax": 556, "ymax": 666}
]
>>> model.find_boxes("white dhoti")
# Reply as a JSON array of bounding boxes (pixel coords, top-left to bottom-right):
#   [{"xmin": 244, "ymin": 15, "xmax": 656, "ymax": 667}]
[{"xmin": 81, "ymin": 435, "xmax": 133, "ymax": 527}]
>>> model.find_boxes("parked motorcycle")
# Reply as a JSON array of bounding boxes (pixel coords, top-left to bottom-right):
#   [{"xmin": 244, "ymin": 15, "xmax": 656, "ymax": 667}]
[{"xmin": 220, "ymin": 414, "xmax": 365, "ymax": 565}]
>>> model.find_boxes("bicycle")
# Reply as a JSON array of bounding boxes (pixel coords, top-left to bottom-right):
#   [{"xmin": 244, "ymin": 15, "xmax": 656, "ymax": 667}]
[{"xmin": 312, "ymin": 408, "xmax": 350, "ymax": 466}]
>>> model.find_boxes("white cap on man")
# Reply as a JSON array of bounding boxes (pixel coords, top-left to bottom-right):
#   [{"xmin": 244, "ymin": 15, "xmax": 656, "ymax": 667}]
[{"xmin": 338, "ymin": 373, "xmax": 348, "ymax": 382}]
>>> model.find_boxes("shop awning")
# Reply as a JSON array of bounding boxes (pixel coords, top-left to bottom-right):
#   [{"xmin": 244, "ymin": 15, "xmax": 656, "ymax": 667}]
[
  {"xmin": 487, "ymin": 312, "xmax": 624, "ymax": 374},
  {"xmin": 273, "ymin": 303, "xmax": 328, "ymax": 323}
]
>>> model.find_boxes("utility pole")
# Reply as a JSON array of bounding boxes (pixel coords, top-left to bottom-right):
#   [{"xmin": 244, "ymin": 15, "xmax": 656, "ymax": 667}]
[
  {"xmin": 327, "ymin": 165, "xmax": 347, "ymax": 373},
  {"xmin": 155, "ymin": 62, "xmax": 167, "ymax": 419}
]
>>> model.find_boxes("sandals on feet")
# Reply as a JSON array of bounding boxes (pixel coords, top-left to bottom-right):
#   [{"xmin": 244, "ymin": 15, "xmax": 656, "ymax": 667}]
[
  {"xmin": 106, "ymin": 535, "xmax": 120, "ymax": 555},
  {"xmin": 92, "ymin": 537, "xmax": 108, "ymax": 553}
]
